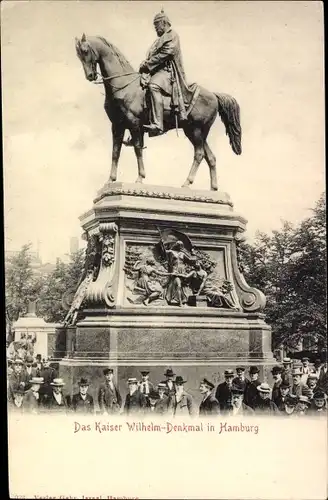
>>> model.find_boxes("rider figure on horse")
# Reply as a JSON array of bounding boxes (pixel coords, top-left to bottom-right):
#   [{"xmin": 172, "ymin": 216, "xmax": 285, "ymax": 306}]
[{"xmin": 139, "ymin": 9, "xmax": 188, "ymax": 137}]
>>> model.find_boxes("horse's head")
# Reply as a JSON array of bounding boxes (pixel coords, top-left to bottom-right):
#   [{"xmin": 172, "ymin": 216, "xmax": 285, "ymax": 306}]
[{"xmin": 75, "ymin": 33, "xmax": 98, "ymax": 82}]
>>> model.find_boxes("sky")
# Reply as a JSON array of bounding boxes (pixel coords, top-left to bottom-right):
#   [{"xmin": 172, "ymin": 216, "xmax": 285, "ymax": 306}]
[{"xmin": 2, "ymin": 1, "xmax": 324, "ymax": 263}]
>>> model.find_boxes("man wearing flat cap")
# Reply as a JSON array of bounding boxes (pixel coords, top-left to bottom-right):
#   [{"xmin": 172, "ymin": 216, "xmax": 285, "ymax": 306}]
[
  {"xmin": 72, "ymin": 378, "xmax": 94, "ymax": 414},
  {"xmin": 170, "ymin": 376, "xmax": 195, "ymax": 417},
  {"xmin": 215, "ymin": 369, "xmax": 234, "ymax": 413},
  {"xmin": 229, "ymin": 385, "xmax": 254, "ymax": 416},
  {"xmin": 160, "ymin": 368, "xmax": 176, "ymax": 397},
  {"xmin": 138, "ymin": 9, "xmax": 190, "ymax": 136},
  {"xmin": 233, "ymin": 366, "xmax": 250, "ymax": 392},
  {"xmin": 300, "ymin": 357, "xmax": 313, "ymax": 384},
  {"xmin": 138, "ymin": 370, "xmax": 155, "ymax": 400},
  {"xmin": 24, "ymin": 377, "xmax": 44, "ymax": 414},
  {"xmin": 124, "ymin": 378, "xmax": 148, "ymax": 415},
  {"xmin": 244, "ymin": 366, "xmax": 261, "ymax": 409},
  {"xmin": 98, "ymin": 368, "xmax": 122, "ymax": 414},
  {"xmin": 153, "ymin": 383, "xmax": 171, "ymax": 415},
  {"xmin": 199, "ymin": 379, "xmax": 220, "ymax": 416}
]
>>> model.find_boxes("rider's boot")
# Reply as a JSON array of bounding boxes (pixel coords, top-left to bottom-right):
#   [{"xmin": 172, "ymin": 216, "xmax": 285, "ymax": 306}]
[{"xmin": 143, "ymin": 84, "xmax": 164, "ymax": 136}]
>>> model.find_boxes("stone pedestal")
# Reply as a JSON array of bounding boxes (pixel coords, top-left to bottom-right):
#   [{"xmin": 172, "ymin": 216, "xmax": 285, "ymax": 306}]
[{"xmin": 58, "ymin": 182, "xmax": 275, "ymax": 403}]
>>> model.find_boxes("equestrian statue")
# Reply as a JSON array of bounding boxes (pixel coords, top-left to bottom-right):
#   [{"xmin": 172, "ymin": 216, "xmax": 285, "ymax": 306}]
[{"xmin": 75, "ymin": 9, "xmax": 242, "ymax": 191}]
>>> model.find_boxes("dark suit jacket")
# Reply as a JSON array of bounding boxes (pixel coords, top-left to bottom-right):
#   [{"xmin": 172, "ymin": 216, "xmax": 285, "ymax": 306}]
[
  {"xmin": 72, "ymin": 392, "xmax": 94, "ymax": 414},
  {"xmin": 44, "ymin": 391, "xmax": 68, "ymax": 412},
  {"xmin": 215, "ymin": 382, "xmax": 233, "ymax": 412},
  {"xmin": 244, "ymin": 380, "xmax": 261, "ymax": 409},
  {"xmin": 160, "ymin": 380, "xmax": 176, "ymax": 397},
  {"xmin": 8, "ymin": 371, "xmax": 30, "ymax": 401},
  {"xmin": 199, "ymin": 394, "xmax": 220, "ymax": 416},
  {"xmin": 98, "ymin": 382, "xmax": 122, "ymax": 413},
  {"xmin": 273, "ymin": 394, "xmax": 289, "ymax": 412},
  {"xmin": 154, "ymin": 395, "xmax": 170, "ymax": 415},
  {"xmin": 170, "ymin": 391, "xmax": 195, "ymax": 416},
  {"xmin": 272, "ymin": 379, "xmax": 283, "ymax": 402},
  {"xmin": 124, "ymin": 391, "xmax": 148, "ymax": 415},
  {"xmin": 232, "ymin": 377, "xmax": 250, "ymax": 391},
  {"xmin": 318, "ymin": 367, "xmax": 328, "ymax": 393},
  {"xmin": 253, "ymin": 397, "xmax": 280, "ymax": 415}
]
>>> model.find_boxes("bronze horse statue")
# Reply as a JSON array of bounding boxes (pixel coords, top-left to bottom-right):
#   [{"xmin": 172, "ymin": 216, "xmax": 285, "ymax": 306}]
[{"xmin": 75, "ymin": 34, "xmax": 242, "ymax": 191}]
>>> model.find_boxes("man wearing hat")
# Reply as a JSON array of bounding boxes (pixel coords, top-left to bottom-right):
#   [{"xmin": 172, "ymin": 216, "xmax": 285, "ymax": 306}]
[
  {"xmin": 309, "ymin": 390, "xmax": 327, "ymax": 416},
  {"xmin": 124, "ymin": 378, "xmax": 148, "ymax": 415},
  {"xmin": 318, "ymin": 360, "xmax": 328, "ymax": 393},
  {"xmin": 215, "ymin": 369, "xmax": 234, "ymax": 413},
  {"xmin": 138, "ymin": 9, "xmax": 188, "ymax": 137},
  {"xmin": 229, "ymin": 385, "xmax": 254, "ymax": 416},
  {"xmin": 300, "ymin": 357, "xmax": 313, "ymax": 384},
  {"xmin": 232, "ymin": 366, "xmax": 249, "ymax": 391},
  {"xmin": 24, "ymin": 354, "xmax": 36, "ymax": 378},
  {"xmin": 24, "ymin": 377, "xmax": 44, "ymax": 413},
  {"xmin": 8, "ymin": 358, "xmax": 30, "ymax": 402},
  {"xmin": 44, "ymin": 378, "xmax": 68, "ymax": 412},
  {"xmin": 98, "ymin": 368, "xmax": 122, "ymax": 414},
  {"xmin": 138, "ymin": 370, "xmax": 155, "ymax": 399},
  {"xmin": 282, "ymin": 394, "xmax": 298, "ymax": 417},
  {"xmin": 244, "ymin": 366, "xmax": 261, "ymax": 409},
  {"xmin": 39, "ymin": 358, "xmax": 57, "ymax": 402},
  {"xmin": 282, "ymin": 358, "xmax": 294, "ymax": 387},
  {"xmin": 291, "ymin": 367, "xmax": 307, "ymax": 397},
  {"xmin": 8, "ymin": 386, "xmax": 26, "ymax": 413},
  {"xmin": 146, "ymin": 390, "xmax": 161, "ymax": 413},
  {"xmin": 160, "ymin": 368, "xmax": 176, "ymax": 397},
  {"xmin": 295, "ymin": 395, "xmax": 311, "ymax": 416},
  {"xmin": 72, "ymin": 378, "xmax": 94, "ymax": 414},
  {"xmin": 273, "ymin": 380, "xmax": 291, "ymax": 411},
  {"xmin": 253, "ymin": 383, "xmax": 280, "ymax": 415},
  {"xmin": 271, "ymin": 366, "xmax": 284, "ymax": 402},
  {"xmin": 306, "ymin": 373, "xmax": 320, "ymax": 398},
  {"xmin": 199, "ymin": 379, "xmax": 220, "ymax": 416},
  {"xmin": 170, "ymin": 376, "xmax": 195, "ymax": 417},
  {"xmin": 153, "ymin": 383, "xmax": 171, "ymax": 415}
]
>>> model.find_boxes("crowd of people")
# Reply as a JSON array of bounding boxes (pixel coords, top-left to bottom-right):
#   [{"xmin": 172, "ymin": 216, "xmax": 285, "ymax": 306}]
[{"xmin": 7, "ymin": 352, "xmax": 328, "ymax": 418}]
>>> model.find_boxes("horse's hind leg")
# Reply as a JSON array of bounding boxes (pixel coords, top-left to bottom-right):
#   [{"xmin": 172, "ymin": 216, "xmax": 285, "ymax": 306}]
[
  {"xmin": 182, "ymin": 127, "xmax": 205, "ymax": 188},
  {"xmin": 131, "ymin": 129, "xmax": 146, "ymax": 183},
  {"xmin": 204, "ymin": 140, "xmax": 218, "ymax": 191}
]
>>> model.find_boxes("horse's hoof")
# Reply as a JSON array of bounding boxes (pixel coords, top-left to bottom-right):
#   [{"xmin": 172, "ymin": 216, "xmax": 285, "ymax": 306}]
[
  {"xmin": 182, "ymin": 182, "xmax": 191, "ymax": 189},
  {"xmin": 135, "ymin": 177, "xmax": 144, "ymax": 184},
  {"xmin": 109, "ymin": 177, "xmax": 116, "ymax": 183},
  {"xmin": 211, "ymin": 186, "xmax": 218, "ymax": 191}
]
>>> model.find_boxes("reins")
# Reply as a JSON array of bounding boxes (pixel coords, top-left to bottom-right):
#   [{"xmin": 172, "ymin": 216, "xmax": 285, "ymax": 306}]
[{"xmin": 93, "ymin": 71, "xmax": 140, "ymax": 93}]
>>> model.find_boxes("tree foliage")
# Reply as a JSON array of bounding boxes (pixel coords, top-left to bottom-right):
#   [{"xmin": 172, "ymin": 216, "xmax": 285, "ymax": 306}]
[
  {"xmin": 37, "ymin": 250, "xmax": 85, "ymax": 323},
  {"xmin": 240, "ymin": 194, "xmax": 326, "ymax": 350}
]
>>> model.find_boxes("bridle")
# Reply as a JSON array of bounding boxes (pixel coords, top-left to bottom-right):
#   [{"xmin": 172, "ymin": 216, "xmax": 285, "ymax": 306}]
[{"xmin": 86, "ymin": 43, "xmax": 140, "ymax": 94}]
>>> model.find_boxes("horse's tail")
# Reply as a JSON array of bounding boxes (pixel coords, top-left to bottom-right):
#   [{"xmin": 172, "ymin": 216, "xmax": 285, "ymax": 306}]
[{"xmin": 215, "ymin": 93, "xmax": 242, "ymax": 155}]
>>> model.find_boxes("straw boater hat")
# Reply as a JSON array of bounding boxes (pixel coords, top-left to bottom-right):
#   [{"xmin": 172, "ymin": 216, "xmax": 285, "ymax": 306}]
[
  {"xmin": 257, "ymin": 383, "xmax": 271, "ymax": 394},
  {"xmin": 157, "ymin": 383, "xmax": 167, "ymax": 390},
  {"xmin": 30, "ymin": 377, "xmax": 44, "ymax": 385},
  {"xmin": 50, "ymin": 378, "xmax": 65, "ymax": 387},
  {"xmin": 283, "ymin": 357, "xmax": 292, "ymax": 364},
  {"xmin": 307, "ymin": 373, "xmax": 319, "ymax": 380},
  {"xmin": 298, "ymin": 395, "xmax": 311, "ymax": 406},
  {"xmin": 127, "ymin": 377, "xmax": 138, "ymax": 385},
  {"xmin": 13, "ymin": 358, "xmax": 24, "ymax": 365}
]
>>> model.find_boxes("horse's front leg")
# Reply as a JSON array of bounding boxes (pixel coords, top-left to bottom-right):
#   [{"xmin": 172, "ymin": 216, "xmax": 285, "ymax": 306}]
[
  {"xmin": 109, "ymin": 123, "xmax": 125, "ymax": 183},
  {"xmin": 131, "ymin": 129, "xmax": 146, "ymax": 183}
]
